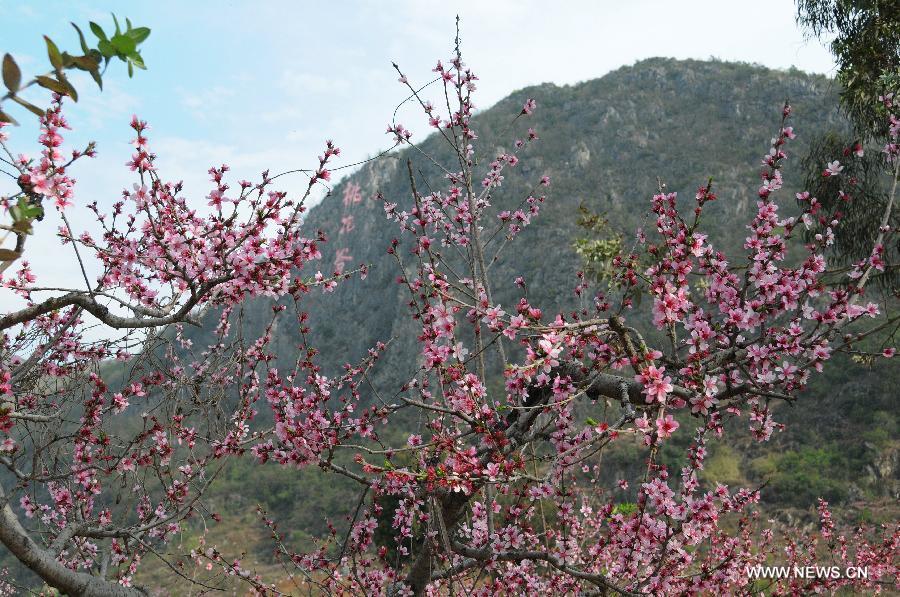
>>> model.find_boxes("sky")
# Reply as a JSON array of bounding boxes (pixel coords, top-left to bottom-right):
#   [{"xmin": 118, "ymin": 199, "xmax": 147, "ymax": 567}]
[{"xmin": 1, "ymin": 0, "xmax": 836, "ymax": 304}]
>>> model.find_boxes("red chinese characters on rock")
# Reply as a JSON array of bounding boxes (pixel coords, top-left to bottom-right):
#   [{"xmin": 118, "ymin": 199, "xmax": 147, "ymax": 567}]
[
  {"xmin": 333, "ymin": 181, "xmax": 363, "ymax": 272},
  {"xmin": 342, "ymin": 181, "xmax": 362, "ymax": 207},
  {"xmin": 333, "ymin": 247, "xmax": 353, "ymax": 274}
]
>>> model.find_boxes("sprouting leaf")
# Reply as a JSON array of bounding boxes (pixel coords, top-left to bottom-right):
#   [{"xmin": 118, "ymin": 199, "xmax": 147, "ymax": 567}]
[
  {"xmin": 111, "ymin": 33, "xmax": 137, "ymax": 56},
  {"xmin": 35, "ymin": 75, "xmax": 70, "ymax": 96},
  {"xmin": 70, "ymin": 55, "xmax": 100, "ymax": 72},
  {"xmin": 89, "ymin": 21, "xmax": 107, "ymax": 41},
  {"xmin": 44, "ymin": 36, "xmax": 63, "ymax": 70},
  {"xmin": 89, "ymin": 69, "xmax": 103, "ymax": 90},
  {"xmin": 97, "ymin": 40, "xmax": 115, "ymax": 59},
  {"xmin": 60, "ymin": 52, "xmax": 76, "ymax": 68},
  {"xmin": 129, "ymin": 52, "xmax": 146, "ymax": 70},
  {"xmin": 57, "ymin": 73, "xmax": 78, "ymax": 101},
  {"xmin": 71, "ymin": 22, "xmax": 90, "ymax": 54},
  {"xmin": 2, "ymin": 53, "xmax": 21, "ymax": 92},
  {"xmin": 585, "ymin": 417, "xmax": 599, "ymax": 427},
  {"xmin": 127, "ymin": 27, "xmax": 151, "ymax": 45},
  {"xmin": 112, "ymin": 13, "xmax": 121, "ymax": 36}
]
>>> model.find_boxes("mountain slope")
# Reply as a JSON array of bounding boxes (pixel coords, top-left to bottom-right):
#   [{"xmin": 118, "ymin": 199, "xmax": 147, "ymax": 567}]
[
  {"xmin": 174, "ymin": 56, "xmax": 894, "ymax": 587},
  {"xmin": 287, "ymin": 57, "xmax": 895, "ymax": 515},
  {"xmin": 296, "ymin": 58, "xmax": 843, "ymax": 383}
]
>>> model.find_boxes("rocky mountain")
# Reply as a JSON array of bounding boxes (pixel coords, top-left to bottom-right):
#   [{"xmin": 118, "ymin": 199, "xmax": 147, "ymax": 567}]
[
  {"xmin": 195, "ymin": 57, "xmax": 894, "ymax": 578},
  {"xmin": 278, "ymin": 56, "xmax": 897, "ymax": 511},
  {"xmin": 292, "ymin": 57, "xmax": 842, "ymax": 384}
]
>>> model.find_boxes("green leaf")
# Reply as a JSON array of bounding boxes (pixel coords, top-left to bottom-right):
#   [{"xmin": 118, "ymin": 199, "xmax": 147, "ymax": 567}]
[
  {"xmin": 2, "ymin": 54, "xmax": 21, "ymax": 92},
  {"xmin": 111, "ymin": 33, "xmax": 137, "ymax": 56},
  {"xmin": 89, "ymin": 21, "xmax": 107, "ymax": 41},
  {"xmin": 97, "ymin": 40, "xmax": 115, "ymax": 59},
  {"xmin": 16, "ymin": 198, "xmax": 43, "ymax": 220},
  {"xmin": 127, "ymin": 61, "xmax": 133, "ymax": 78},
  {"xmin": 89, "ymin": 69, "xmax": 103, "ymax": 90},
  {"xmin": 43, "ymin": 36, "xmax": 63, "ymax": 70},
  {"xmin": 35, "ymin": 75, "xmax": 70, "ymax": 96},
  {"xmin": 112, "ymin": 13, "xmax": 121, "ymax": 36},
  {"xmin": 128, "ymin": 52, "xmax": 146, "ymax": 70},
  {"xmin": 585, "ymin": 417, "xmax": 599, "ymax": 427},
  {"xmin": 70, "ymin": 55, "xmax": 100, "ymax": 72},
  {"xmin": 611, "ymin": 502, "xmax": 638, "ymax": 517},
  {"xmin": 57, "ymin": 73, "xmax": 78, "ymax": 101},
  {"xmin": 127, "ymin": 27, "xmax": 151, "ymax": 45},
  {"xmin": 71, "ymin": 22, "xmax": 91, "ymax": 54}
]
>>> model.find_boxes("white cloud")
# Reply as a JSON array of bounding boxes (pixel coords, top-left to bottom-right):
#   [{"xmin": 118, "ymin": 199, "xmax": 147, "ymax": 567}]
[
  {"xmin": 279, "ymin": 70, "xmax": 352, "ymax": 96},
  {"xmin": 179, "ymin": 85, "xmax": 237, "ymax": 120}
]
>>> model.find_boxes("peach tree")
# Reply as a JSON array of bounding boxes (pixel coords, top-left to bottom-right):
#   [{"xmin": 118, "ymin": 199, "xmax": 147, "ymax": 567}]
[{"xmin": 1, "ymin": 30, "xmax": 898, "ymax": 597}]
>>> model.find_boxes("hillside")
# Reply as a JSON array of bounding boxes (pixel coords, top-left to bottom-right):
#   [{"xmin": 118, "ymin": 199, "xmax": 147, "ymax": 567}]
[
  {"xmin": 289, "ymin": 56, "xmax": 895, "ymax": 513},
  {"xmin": 176, "ymin": 57, "xmax": 897, "ymax": 591},
  {"xmin": 286, "ymin": 58, "xmax": 839, "ymax": 376},
  {"xmin": 5, "ymin": 58, "xmax": 897, "ymax": 593},
  {"xmin": 206, "ymin": 56, "xmax": 897, "ymax": 535}
]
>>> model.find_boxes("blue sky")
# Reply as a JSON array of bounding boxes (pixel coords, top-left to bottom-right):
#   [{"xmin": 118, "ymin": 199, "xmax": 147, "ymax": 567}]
[{"xmin": 1, "ymin": 0, "xmax": 835, "ymax": 298}]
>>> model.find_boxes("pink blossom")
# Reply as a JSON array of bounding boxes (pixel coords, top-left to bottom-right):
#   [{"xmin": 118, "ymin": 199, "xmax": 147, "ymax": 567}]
[
  {"xmin": 521, "ymin": 98, "xmax": 537, "ymax": 115},
  {"xmin": 822, "ymin": 160, "xmax": 844, "ymax": 177},
  {"xmin": 636, "ymin": 365, "xmax": 674, "ymax": 403},
  {"xmin": 655, "ymin": 414, "xmax": 679, "ymax": 438}
]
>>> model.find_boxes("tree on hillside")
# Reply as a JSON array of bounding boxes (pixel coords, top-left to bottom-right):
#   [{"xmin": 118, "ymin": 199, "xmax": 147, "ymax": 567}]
[
  {"xmin": 796, "ymin": 0, "xmax": 900, "ymax": 290},
  {"xmin": 797, "ymin": 0, "xmax": 899, "ymax": 135},
  {"xmin": 1, "ymin": 23, "xmax": 898, "ymax": 597}
]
